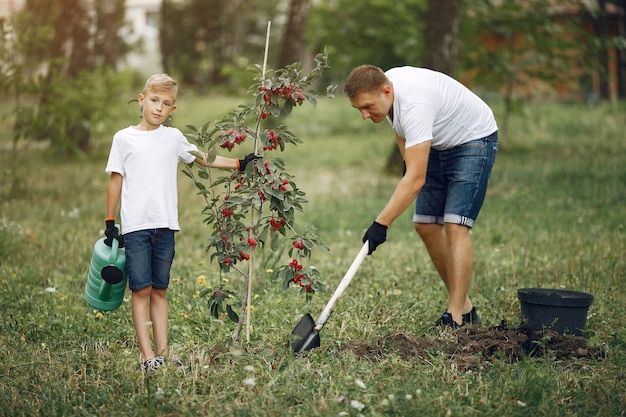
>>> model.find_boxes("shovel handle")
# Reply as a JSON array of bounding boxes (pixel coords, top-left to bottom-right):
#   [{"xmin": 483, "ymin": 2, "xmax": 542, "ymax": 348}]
[{"xmin": 314, "ymin": 241, "xmax": 369, "ymax": 330}]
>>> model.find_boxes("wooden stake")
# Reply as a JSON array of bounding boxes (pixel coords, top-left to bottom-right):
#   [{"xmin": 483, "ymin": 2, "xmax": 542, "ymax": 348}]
[{"xmin": 246, "ymin": 20, "xmax": 271, "ymax": 344}]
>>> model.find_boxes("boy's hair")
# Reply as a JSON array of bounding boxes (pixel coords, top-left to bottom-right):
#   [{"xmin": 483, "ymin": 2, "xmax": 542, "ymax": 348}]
[
  {"xmin": 343, "ymin": 65, "xmax": 389, "ymax": 98},
  {"xmin": 142, "ymin": 73, "xmax": 178, "ymax": 98}
]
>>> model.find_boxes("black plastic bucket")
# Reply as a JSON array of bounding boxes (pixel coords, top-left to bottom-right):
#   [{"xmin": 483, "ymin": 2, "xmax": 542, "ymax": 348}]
[{"xmin": 517, "ymin": 288, "xmax": 594, "ymax": 335}]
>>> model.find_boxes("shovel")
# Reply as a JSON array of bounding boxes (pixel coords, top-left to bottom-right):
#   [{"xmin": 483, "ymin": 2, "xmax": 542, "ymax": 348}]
[{"xmin": 288, "ymin": 241, "xmax": 369, "ymax": 353}]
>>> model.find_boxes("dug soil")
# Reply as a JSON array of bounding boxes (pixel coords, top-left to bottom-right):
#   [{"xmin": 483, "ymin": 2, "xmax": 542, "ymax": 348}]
[{"xmin": 340, "ymin": 320, "xmax": 605, "ymax": 371}]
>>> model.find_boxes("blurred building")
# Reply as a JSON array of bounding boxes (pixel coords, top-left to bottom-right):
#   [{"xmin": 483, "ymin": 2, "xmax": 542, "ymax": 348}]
[{"xmin": 0, "ymin": 0, "xmax": 162, "ymax": 73}]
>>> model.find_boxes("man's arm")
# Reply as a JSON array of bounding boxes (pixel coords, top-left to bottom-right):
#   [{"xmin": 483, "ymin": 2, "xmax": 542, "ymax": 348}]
[{"xmin": 375, "ymin": 140, "xmax": 430, "ymax": 227}]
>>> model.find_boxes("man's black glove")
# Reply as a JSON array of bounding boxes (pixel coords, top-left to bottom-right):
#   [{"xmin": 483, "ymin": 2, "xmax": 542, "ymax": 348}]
[
  {"xmin": 362, "ymin": 221, "xmax": 387, "ymax": 255},
  {"xmin": 104, "ymin": 219, "xmax": 124, "ymax": 247},
  {"xmin": 238, "ymin": 153, "xmax": 260, "ymax": 171}
]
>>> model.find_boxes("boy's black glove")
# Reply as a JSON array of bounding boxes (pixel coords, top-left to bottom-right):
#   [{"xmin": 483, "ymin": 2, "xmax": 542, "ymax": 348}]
[
  {"xmin": 238, "ymin": 153, "xmax": 260, "ymax": 171},
  {"xmin": 362, "ymin": 221, "xmax": 387, "ymax": 255},
  {"xmin": 104, "ymin": 219, "xmax": 124, "ymax": 247}
]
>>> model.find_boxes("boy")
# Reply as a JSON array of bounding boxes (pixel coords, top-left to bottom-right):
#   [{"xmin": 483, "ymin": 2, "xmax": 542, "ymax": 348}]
[{"xmin": 104, "ymin": 73, "xmax": 256, "ymax": 371}]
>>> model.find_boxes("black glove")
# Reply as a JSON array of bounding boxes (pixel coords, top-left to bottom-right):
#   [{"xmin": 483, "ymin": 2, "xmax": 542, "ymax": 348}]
[
  {"xmin": 238, "ymin": 153, "xmax": 260, "ymax": 171},
  {"xmin": 104, "ymin": 219, "xmax": 124, "ymax": 247},
  {"xmin": 362, "ymin": 221, "xmax": 387, "ymax": 255}
]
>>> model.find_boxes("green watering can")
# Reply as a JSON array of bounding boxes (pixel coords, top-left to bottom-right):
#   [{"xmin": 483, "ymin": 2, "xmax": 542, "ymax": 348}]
[{"xmin": 84, "ymin": 236, "xmax": 127, "ymax": 311}]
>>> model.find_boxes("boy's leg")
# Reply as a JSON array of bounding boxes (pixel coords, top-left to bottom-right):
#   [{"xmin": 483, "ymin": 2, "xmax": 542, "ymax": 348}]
[
  {"xmin": 151, "ymin": 288, "xmax": 168, "ymax": 356},
  {"xmin": 150, "ymin": 229, "xmax": 175, "ymax": 358},
  {"xmin": 131, "ymin": 287, "xmax": 156, "ymax": 361}
]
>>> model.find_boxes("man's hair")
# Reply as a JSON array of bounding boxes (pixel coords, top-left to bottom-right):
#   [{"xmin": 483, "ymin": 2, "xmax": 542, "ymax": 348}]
[
  {"xmin": 143, "ymin": 73, "xmax": 178, "ymax": 98},
  {"xmin": 343, "ymin": 65, "xmax": 388, "ymax": 98}
]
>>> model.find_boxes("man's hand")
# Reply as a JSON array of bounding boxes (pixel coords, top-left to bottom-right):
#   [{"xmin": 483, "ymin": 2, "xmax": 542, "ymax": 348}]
[
  {"xmin": 104, "ymin": 219, "xmax": 124, "ymax": 247},
  {"xmin": 238, "ymin": 153, "xmax": 260, "ymax": 171},
  {"xmin": 362, "ymin": 221, "xmax": 387, "ymax": 255}
]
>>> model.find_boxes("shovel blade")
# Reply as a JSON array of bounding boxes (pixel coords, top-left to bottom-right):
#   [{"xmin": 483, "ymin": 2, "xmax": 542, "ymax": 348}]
[{"xmin": 288, "ymin": 313, "xmax": 321, "ymax": 353}]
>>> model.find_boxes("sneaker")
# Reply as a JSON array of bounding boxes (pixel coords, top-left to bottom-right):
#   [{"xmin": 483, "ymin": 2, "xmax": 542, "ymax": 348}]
[
  {"xmin": 141, "ymin": 356, "xmax": 164, "ymax": 372},
  {"xmin": 434, "ymin": 312, "xmax": 461, "ymax": 328},
  {"xmin": 462, "ymin": 307, "xmax": 480, "ymax": 326},
  {"xmin": 169, "ymin": 355, "xmax": 186, "ymax": 369}
]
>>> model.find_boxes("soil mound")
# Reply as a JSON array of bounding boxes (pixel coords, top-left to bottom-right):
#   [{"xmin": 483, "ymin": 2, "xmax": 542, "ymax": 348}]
[{"xmin": 340, "ymin": 321, "xmax": 605, "ymax": 371}]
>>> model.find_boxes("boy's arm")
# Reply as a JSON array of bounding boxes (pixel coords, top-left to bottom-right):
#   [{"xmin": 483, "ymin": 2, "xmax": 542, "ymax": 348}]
[
  {"xmin": 194, "ymin": 153, "xmax": 239, "ymax": 169},
  {"xmin": 106, "ymin": 172, "xmax": 123, "ymax": 219},
  {"xmin": 195, "ymin": 153, "xmax": 259, "ymax": 171}
]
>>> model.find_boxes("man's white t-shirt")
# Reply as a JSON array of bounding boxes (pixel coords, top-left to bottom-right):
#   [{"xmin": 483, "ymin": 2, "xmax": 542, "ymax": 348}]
[
  {"xmin": 105, "ymin": 125, "xmax": 198, "ymax": 234},
  {"xmin": 385, "ymin": 67, "xmax": 498, "ymax": 151}
]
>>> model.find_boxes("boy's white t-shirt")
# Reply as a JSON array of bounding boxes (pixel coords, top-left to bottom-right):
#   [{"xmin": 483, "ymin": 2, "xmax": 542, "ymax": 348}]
[
  {"xmin": 385, "ymin": 67, "xmax": 498, "ymax": 151},
  {"xmin": 105, "ymin": 125, "xmax": 198, "ymax": 234}
]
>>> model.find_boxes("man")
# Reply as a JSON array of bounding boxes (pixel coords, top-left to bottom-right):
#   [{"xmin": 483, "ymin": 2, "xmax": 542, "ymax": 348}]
[{"xmin": 344, "ymin": 65, "xmax": 498, "ymax": 328}]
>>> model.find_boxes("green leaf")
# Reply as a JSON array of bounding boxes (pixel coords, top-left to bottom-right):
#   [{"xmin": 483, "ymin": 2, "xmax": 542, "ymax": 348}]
[
  {"xmin": 199, "ymin": 288, "xmax": 212, "ymax": 298},
  {"xmin": 226, "ymin": 304, "xmax": 239, "ymax": 323}
]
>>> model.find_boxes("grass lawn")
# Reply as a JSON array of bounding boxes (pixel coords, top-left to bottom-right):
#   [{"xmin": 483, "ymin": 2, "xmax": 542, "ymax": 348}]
[{"xmin": 0, "ymin": 93, "xmax": 625, "ymax": 416}]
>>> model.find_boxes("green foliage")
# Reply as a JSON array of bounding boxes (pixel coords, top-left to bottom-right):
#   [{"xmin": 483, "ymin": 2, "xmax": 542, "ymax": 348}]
[
  {"xmin": 162, "ymin": 0, "xmax": 288, "ymax": 91},
  {"xmin": 305, "ymin": 0, "xmax": 427, "ymax": 77},
  {"xmin": 31, "ymin": 67, "xmax": 126, "ymax": 155},
  {"xmin": 458, "ymin": 0, "xmax": 617, "ymax": 138}
]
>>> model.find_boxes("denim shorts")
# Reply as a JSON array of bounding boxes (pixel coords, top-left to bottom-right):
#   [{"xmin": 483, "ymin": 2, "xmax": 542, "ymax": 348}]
[
  {"xmin": 123, "ymin": 228, "xmax": 175, "ymax": 291},
  {"xmin": 413, "ymin": 131, "xmax": 498, "ymax": 228}
]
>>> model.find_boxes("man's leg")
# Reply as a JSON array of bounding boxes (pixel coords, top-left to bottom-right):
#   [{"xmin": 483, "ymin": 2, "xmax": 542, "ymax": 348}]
[{"xmin": 415, "ymin": 222, "xmax": 473, "ymax": 325}]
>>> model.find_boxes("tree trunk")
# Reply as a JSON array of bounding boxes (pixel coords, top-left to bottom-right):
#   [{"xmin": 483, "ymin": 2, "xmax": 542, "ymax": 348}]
[
  {"xmin": 160, "ymin": 0, "xmax": 170, "ymax": 74},
  {"xmin": 422, "ymin": 0, "xmax": 460, "ymax": 76},
  {"xmin": 386, "ymin": 0, "xmax": 460, "ymax": 173},
  {"xmin": 279, "ymin": 0, "xmax": 311, "ymax": 68}
]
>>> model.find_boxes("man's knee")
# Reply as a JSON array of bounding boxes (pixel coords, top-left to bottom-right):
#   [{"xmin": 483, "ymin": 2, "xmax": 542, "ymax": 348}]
[{"xmin": 414, "ymin": 222, "xmax": 441, "ymax": 238}]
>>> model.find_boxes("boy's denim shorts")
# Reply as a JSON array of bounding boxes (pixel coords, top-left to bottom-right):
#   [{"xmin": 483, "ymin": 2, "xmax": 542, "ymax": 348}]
[
  {"xmin": 123, "ymin": 228, "xmax": 175, "ymax": 291},
  {"xmin": 413, "ymin": 131, "xmax": 498, "ymax": 228}
]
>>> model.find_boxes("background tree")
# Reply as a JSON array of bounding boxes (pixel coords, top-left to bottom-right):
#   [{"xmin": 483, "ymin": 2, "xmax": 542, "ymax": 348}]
[
  {"xmin": 160, "ymin": 0, "xmax": 287, "ymax": 92},
  {"xmin": 305, "ymin": 0, "xmax": 427, "ymax": 80},
  {"xmin": 279, "ymin": 0, "xmax": 311, "ymax": 67},
  {"xmin": 386, "ymin": 0, "xmax": 461, "ymax": 172},
  {"xmin": 422, "ymin": 0, "xmax": 460, "ymax": 76},
  {"xmin": 458, "ymin": 0, "xmax": 605, "ymax": 141},
  {"xmin": 11, "ymin": 0, "xmax": 129, "ymax": 154}
]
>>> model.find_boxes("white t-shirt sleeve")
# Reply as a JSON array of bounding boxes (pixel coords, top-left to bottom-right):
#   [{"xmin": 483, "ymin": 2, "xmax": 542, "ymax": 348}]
[
  {"xmin": 105, "ymin": 133, "xmax": 124, "ymax": 176},
  {"xmin": 176, "ymin": 130, "xmax": 199, "ymax": 164}
]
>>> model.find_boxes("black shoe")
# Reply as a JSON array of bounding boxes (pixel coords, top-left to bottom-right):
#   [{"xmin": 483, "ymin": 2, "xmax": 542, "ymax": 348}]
[
  {"xmin": 462, "ymin": 307, "xmax": 480, "ymax": 326},
  {"xmin": 435, "ymin": 312, "xmax": 461, "ymax": 329}
]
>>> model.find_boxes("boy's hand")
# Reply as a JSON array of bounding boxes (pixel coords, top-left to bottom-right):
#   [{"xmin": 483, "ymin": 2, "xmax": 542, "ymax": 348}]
[
  {"xmin": 104, "ymin": 219, "xmax": 124, "ymax": 247},
  {"xmin": 238, "ymin": 153, "xmax": 260, "ymax": 171}
]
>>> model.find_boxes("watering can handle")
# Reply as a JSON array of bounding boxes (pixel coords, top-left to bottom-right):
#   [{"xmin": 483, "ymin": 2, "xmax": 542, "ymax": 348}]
[{"xmin": 109, "ymin": 237, "xmax": 119, "ymax": 263}]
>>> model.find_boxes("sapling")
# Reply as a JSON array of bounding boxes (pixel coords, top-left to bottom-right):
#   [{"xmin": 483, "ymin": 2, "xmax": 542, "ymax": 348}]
[{"xmin": 184, "ymin": 49, "xmax": 336, "ymax": 346}]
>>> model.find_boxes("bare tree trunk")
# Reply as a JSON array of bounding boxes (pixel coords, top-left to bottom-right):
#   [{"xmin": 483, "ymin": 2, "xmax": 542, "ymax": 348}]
[
  {"xmin": 160, "ymin": 0, "xmax": 170, "ymax": 74},
  {"xmin": 279, "ymin": 0, "xmax": 311, "ymax": 68},
  {"xmin": 422, "ymin": 0, "xmax": 460, "ymax": 76},
  {"xmin": 232, "ymin": 0, "xmax": 246, "ymax": 55},
  {"xmin": 386, "ymin": 0, "xmax": 460, "ymax": 173}
]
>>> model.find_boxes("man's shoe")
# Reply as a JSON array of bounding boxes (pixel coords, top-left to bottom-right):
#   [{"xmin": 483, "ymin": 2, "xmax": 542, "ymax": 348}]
[
  {"xmin": 462, "ymin": 307, "xmax": 480, "ymax": 326},
  {"xmin": 434, "ymin": 312, "xmax": 461, "ymax": 329}
]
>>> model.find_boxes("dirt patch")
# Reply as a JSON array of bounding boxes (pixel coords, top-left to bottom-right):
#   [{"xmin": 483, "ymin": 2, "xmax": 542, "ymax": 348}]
[{"xmin": 340, "ymin": 321, "xmax": 606, "ymax": 371}]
